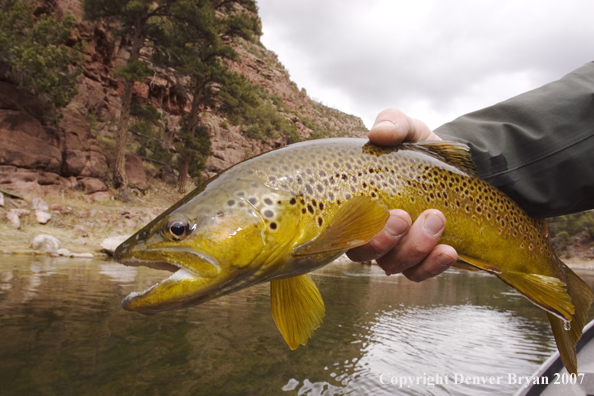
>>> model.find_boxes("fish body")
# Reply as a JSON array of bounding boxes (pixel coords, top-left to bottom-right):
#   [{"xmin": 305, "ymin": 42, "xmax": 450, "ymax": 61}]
[{"xmin": 114, "ymin": 138, "xmax": 592, "ymax": 373}]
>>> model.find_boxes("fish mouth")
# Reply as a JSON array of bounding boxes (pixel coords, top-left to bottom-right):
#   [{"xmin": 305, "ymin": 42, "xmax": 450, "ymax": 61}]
[
  {"xmin": 114, "ymin": 244, "xmax": 224, "ymax": 315},
  {"xmin": 116, "ymin": 256, "xmax": 180, "ymax": 273}
]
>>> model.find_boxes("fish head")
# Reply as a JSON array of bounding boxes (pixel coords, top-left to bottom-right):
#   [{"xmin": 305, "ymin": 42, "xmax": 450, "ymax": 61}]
[{"xmin": 114, "ymin": 177, "xmax": 302, "ymax": 314}]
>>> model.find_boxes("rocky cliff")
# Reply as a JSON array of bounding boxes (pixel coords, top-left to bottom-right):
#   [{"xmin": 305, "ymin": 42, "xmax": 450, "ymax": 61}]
[{"xmin": 0, "ymin": 0, "xmax": 367, "ymax": 200}]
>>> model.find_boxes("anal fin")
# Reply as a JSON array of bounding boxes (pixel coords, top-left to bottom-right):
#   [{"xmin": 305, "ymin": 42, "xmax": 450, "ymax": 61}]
[
  {"xmin": 271, "ymin": 274, "xmax": 325, "ymax": 350},
  {"xmin": 497, "ymin": 271, "xmax": 574, "ymax": 321},
  {"xmin": 548, "ymin": 264, "xmax": 594, "ymax": 374}
]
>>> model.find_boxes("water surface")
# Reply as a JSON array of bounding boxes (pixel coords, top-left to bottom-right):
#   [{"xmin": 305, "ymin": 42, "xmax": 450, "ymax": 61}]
[{"xmin": 1, "ymin": 256, "xmax": 593, "ymax": 395}]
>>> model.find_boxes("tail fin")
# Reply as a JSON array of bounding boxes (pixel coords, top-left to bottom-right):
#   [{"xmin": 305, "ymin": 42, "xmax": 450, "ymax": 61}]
[{"xmin": 548, "ymin": 263, "xmax": 593, "ymax": 374}]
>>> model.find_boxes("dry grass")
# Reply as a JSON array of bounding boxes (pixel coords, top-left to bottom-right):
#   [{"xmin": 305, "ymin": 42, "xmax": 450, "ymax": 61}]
[{"xmin": 0, "ymin": 178, "xmax": 192, "ymax": 255}]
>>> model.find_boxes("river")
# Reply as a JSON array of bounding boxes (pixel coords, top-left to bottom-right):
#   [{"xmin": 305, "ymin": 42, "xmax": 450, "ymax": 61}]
[{"xmin": 1, "ymin": 255, "xmax": 593, "ymax": 395}]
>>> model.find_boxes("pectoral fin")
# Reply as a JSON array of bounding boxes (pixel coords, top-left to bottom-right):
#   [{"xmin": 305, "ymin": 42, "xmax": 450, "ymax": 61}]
[
  {"xmin": 271, "ymin": 274, "xmax": 325, "ymax": 350},
  {"xmin": 293, "ymin": 196, "xmax": 389, "ymax": 256}
]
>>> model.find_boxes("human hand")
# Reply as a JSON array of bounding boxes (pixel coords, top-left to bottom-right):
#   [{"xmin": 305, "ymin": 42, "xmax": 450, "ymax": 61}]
[{"xmin": 346, "ymin": 108, "xmax": 457, "ymax": 281}]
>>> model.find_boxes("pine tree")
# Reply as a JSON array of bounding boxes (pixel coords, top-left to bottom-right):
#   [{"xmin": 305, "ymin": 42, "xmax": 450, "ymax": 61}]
[
  {"xmin": 84, "ymin": 0, "xmax": 177, "ymax": 190},
  {"xmin": 152, "ymin": 0, "xmax": 261, "ymax": 193}
]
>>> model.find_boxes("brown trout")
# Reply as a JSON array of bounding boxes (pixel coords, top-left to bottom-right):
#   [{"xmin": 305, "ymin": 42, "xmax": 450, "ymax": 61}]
[{"xmin": 114, "ymin": 138, "xmax": 592, "ymax": 374}]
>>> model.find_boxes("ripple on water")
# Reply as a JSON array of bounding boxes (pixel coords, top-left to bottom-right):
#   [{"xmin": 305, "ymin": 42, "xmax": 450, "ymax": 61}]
[{"xmin": 284, "ymin": 305, "xmax": 557, "ymax": 396}]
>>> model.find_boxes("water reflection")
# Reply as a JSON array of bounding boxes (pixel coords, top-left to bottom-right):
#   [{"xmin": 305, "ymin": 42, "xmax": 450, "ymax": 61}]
[{"xmin": 1, "ymin": 256, "xmax": 593, "ymax": 395}]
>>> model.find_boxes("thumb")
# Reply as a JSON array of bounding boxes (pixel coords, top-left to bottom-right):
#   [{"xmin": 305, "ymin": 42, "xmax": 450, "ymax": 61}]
[{"xmin": 369, "ymin": 108, "xmax": 440, "ymax": 145}]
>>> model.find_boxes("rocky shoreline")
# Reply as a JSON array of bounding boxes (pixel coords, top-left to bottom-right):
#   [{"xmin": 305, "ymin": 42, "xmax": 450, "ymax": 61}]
[{"xmin": 0, "ymin": 178, "xmax": 184, "ymax": 259}]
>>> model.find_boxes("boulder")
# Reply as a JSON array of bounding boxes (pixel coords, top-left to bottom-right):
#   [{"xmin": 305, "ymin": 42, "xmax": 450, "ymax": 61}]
[
  {"xmin": 70, "ymin": 252, "xmax": 94, "ymax": 258},
  {"xmin": 87, "ymin": 191, "xmax": 110, "ymax": 202},
  {"xmin": 57, "ymin": 248, "xmax": 71, "ymax": 256},
  {"xmin": 62, "ymin": 150, "xmax": 108, "ymax": 178},
  {"xmin": 125, "ymin": 152, "xmax": 146, "ymax": 187},
  {"xmin": 31, "ymin": 197, "xmax": 49, "ymax": 211},
  {"xmin": 6, "ymin": 211, "xmax": 20, "ymax": 229},
  {"xmin": 11, "ymin": 209, "xmax": 31, "ymax": 216},
  {"xmin": 77, "ymin": 177, "xmax": 107, "ymax": 193},
  {"xmin": 31, "ymin": 234, "xmax": 60, "ymax": 253},
  {"xmin": 35, "ymin": 210, "xmax": 52, "ymax": 224},
  {"xmin": 73, "ymin": 225, "xmax": 88, "ymax": 237},
  {"xmin": 101, "ymin": 235, "xmax": 130, "ymax": 255},
  {"xmin": 0, "ymin": 115, "xmax": 62, "ymax": 173}
]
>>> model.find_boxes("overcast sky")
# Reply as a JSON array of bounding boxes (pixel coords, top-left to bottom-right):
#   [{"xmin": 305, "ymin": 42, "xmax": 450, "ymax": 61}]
[{"xmin": 256, "ymin": 0, "xmax": 594, "ymax": 130}]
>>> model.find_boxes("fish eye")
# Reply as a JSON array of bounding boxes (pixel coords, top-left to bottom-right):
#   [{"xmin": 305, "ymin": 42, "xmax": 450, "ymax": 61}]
[{"xmin": 166, "ymin": 220, "xmax": 190, "ymax": 241}]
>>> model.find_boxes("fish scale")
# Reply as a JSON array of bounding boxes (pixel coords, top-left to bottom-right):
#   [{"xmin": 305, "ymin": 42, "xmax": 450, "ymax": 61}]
[{"xmin": 114, "ymin": 137, "xmax": 592, "ymax": 374}]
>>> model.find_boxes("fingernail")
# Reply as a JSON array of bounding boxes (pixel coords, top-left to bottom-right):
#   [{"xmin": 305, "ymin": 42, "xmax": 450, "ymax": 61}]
[
  {"xmin": 437, "ymin": 254, "xmax": 456, "ymax": 267},
  {"xmin": 424, "ymin": 213, "xmax": 444, "ymax": 236},
  {"xmin": 371, "ymin": 120, "xmax": 395, "ymax": 131},
  {"xmin": 385, "ymin": 215, "xmax": 410, "ymax": 237}
]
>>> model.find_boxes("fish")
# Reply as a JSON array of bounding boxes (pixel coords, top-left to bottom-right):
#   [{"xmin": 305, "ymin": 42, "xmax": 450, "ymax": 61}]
[{"xmin": 114, "ymin": 138, "xmax": 593, "ymax": 374}]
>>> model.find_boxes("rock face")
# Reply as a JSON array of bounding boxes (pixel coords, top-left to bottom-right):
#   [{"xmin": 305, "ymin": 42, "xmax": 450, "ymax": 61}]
[
  {"xmin": 0, "ymin": 82, "xmax": 108, "ymax": 198},
  {"xmin": 0, "ymin": 0, "xmax": 368, "ymax": 194}
]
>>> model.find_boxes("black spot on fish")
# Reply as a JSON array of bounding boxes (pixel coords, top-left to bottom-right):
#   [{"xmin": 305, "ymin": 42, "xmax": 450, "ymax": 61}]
[
  {"xmin": 248, "ymin": 198, "xmax": 257, "ymax": 205},
  {"xmin": 227, "ymin": 200, "xmax": 235, "ymax": 206},
  {"xmin": 319, "ymin": 203, "xmax": 324, "ymax": 210},
  {"xmin": 307, "ymin": 205, "xmax": 314, "ymax": 214},
  {"xmin": 302, "ymin": 208, "xmax": 307, "ymax": 214},
  {"xmin": 290, "ymin": 198, "xmax": 297, "ymax": 205},
  {"xmin": 264, "ymin": 210, "xmax": 274, "ymax": 218},
  {"xmin": 318, "ymin": 217, "xmax": 323, "ymax": 226},
  {"xmin": 264, "ymin": 198, "xmax": 273, "ymax": 205},
  {"xmin": 270, "ymin": 222, "xmax": 277, "ymax": 230}
]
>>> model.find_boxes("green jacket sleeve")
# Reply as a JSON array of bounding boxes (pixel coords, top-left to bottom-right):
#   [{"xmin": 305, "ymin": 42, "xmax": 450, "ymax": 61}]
[{"xmin": 435, "ymin": 62, "xmax": 594, "ymax": 218}]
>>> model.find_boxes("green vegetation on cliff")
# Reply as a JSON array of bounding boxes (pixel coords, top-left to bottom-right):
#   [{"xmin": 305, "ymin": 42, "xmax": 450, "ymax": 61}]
[{"xmin": 0, "ymin": 0, "xmax": 83, "ymax": 122}]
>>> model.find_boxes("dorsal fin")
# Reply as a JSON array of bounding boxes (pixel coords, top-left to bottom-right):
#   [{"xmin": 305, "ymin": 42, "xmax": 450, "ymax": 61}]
[{"xmin": 405, "ymin": 140, "xmax": 477, "ymax": 175}]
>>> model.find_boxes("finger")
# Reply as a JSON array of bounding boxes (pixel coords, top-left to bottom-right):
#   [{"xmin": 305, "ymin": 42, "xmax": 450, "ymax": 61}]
[
  {"xmin": 346, "ymin": 210, "xmax": 412, "ymax": 262},
  {"xmin": 369, "ymin": 108, "xmax": 440, "ymax": 145},
  {"xmin": 376, "ymin": 209, "xmax": 446, "ymax": 275},
  {"xmin": 402, "ymin": 244, "xmax": 457, "ymax": 282}
]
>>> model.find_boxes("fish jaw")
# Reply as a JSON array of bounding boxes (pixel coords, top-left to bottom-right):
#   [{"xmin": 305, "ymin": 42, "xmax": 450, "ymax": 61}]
[
  {"xmin": 114, "ymin": 234, "xmax": 231, "ymax": 314},
  {"xmin": 121, "ymin": 267, "xmax": 226, "ymax": 314}
]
